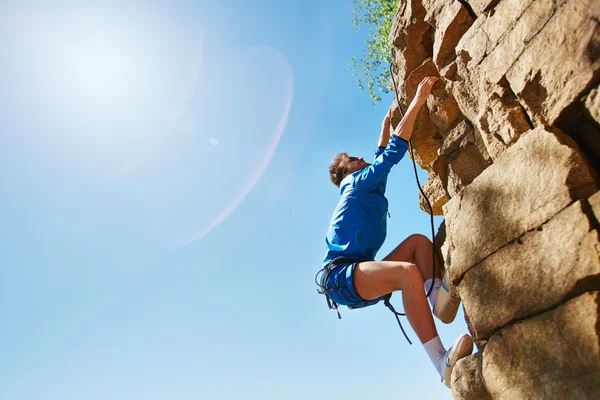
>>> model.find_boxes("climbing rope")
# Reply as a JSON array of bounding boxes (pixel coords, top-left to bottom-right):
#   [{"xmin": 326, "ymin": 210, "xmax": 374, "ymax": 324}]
[{"xmin": 388, "ymin": 58, "xmax": 438, "ymax": 300}]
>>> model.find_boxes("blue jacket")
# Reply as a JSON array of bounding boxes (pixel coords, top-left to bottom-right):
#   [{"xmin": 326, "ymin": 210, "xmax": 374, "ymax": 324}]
[{"xmin": 323, "ymin": 135, "xmax": 409, "ymax": 265}]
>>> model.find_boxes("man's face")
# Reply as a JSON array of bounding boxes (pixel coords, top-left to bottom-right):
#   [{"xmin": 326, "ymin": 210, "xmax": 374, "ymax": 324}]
[{"xmin": 344, "ymin": 156, "xmax": 370, "ymax": 175}]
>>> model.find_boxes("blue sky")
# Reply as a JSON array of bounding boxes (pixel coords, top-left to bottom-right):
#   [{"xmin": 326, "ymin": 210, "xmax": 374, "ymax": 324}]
[{"xmin": 0, "ymin": 1, "xmax": 467, "ymax": 399}]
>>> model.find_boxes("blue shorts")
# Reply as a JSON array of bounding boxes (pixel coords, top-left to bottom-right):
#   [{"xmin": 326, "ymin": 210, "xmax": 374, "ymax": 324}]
[{"xmin": 322, "ymin": 261, "xmax": 385, "ymax": 309}]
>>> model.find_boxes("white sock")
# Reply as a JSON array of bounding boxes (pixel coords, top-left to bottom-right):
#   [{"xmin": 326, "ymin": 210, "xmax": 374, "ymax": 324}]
[
  {"xmin": 424, "ymin": 278, "xmax": 443, "ymax": 309},
  {"xmin": 423, "ymin": 336, "xmax": 446, "ymax": 375}
]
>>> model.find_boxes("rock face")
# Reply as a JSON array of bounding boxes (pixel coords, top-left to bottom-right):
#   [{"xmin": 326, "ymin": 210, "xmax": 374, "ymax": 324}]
[
  {"xmin": 389, "ymin": 1, "xmax": 600, "ymax": 398},
  {"xmin": 451, "ymin": 354, "xmax": 492, "ymax": 400},
  {"xmin": 482, "ymin": 291, "xmax": 600, "ymax": 399}
]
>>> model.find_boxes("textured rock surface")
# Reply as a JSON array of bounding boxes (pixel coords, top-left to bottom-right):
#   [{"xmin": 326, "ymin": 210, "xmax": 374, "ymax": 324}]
[
  {"xmin": 482, "ymin": 291, "xmax": 600, "ymax": 399},
  {"xmin": 449, "ymin": 0, "xmax": 543, "ymax": 160},
  {"xmin": 455, "ymin": 0, "xmax": 539, "ymax": 68},
  {"xmin": 427, "ymin": 78, "xmax": 462, "ymax": 135},
  {"xmin": 590, "ymin": 190, "xmax": 600, "ymax": 220},
  {"xmin": 585, "ymin": 88, "xmax": 600, "ymax": 124},
  {"xmin": 419, "ymin": 168, "xmax": 448, "ymax": 216},
  {"xmin": 389, "ymin": 0, "xmax": 432, "ymax": 85},
  {"xmin": 388, "ymin": 1, "xmax": 600, "ymax": 397},
  {"xmin": 506, "ymin": 0, "xmax": 600, "ymax": 125},
  {"xmin": 423, "ymin": 0, "xmax": 475, "ymax": 70},
  {"xmin": 451, "ymin": 354, "xmax": 492, "ymax": 400},
  {"xmin": 478, "ymin": 0, "xmax": 556, "ymax": 85},
  {"xmin": 443, "ymin": 126, "xmax": 597, "ymax": 283},
  {"xmin": 458, "ymin": 197, "xmax": 600, "ymax": 340},
  {"xmin": 469, "ymin": 0, "xmax": 500, "ymax": 16},
  {"xmin": 477, "ymin": 82, "xmax": 532, "ymax": 160},
  {"xmin": 444, "ymin": 121, "xmax": 492, "ymax": 196},
  {"xmin": 400, "ymin": 59, "xmax": 443, "ymax": 168}
]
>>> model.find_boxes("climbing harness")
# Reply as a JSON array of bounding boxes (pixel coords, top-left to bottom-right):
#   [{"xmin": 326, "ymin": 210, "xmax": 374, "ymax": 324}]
[
  {"xmin": 314, "ymin": 256, "xmax": 353, "ymax": 320},
  {"xmin": 315, "ymin": 256, "xmax": 413, "ymax": 344}
]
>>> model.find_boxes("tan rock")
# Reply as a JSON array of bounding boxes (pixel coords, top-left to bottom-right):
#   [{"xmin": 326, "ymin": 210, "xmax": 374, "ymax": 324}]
[
  {"xmin": 458, "ymin": 199, "xmax": 600, "ymax": 340},
  {"xmin": 449, "ymin": 0, "xmax": 550, "ymax": 128},
  {"xmin": 506, "ymin": 0, "xmax": 600, "ymax": 125},
  {"xmin": 434, "ymin": 219, "xmax": 446, "ymax": 263},
  {"xmin": 447, "ymin": 0, "xmax": 545, "ymax": 158},
  {"xmin": 589, "ymin": 190, "xmax": 600, "ymax": 221},
  {"xmin": 456, "ymin": 0, "xmax": 537, "ymax": 67},
  {"xmin": 440, "ymin": 61, "xmax": 457, "ymax": 79},
  {"xmin": 389, "ymin": 0, "xmax": 433, "ymax": 86},
  {"xmin": 447, "ymin": 51, "xmax": 482, "ymax": 122},
  {"xmin": 439, "ymin": 119, "xmax": 475, "ymax": 156},
  {"xmin": 402, "ymin": 59, "xmax": 444, "ymax": 168},
  {"xmin": 478, "ymin": 82, "xmax": 533, "ymax": 160},
  {"xmin": 585, "ymin": 87, "xmax": 600, "ymax": 125},
  {"xmin": 427, "ymin": 80, "xmax": 463, "ymax": 136},
  {"xmin": 449, "ymin": 59, "xmax": 529, "ymax": 162},
  {"xmin": 451, "ymin": 354, "xmax": 491, "ymax": 400},
  {"xmin": 412, "ymin": 110, "xmax": 442, "ymax": 170},
  {"xmin": 447, "ymin": 143, "xmax": 491, "ymax": 197},
  {"xmin": 419, "ymin": 154, "xmax": 450, "ymax": 216},
  {"xmin": 440, "ymin": 120, "xmax": 492, "ymax": 196},
  {"xmin": 402, "ymin": 58, "xmax": 439, "ymax": 107},
  {"xmin": 479, "ymin": 0, "xmax": 556, "ymax": 85},
  {"xmin": 454, "ymin": 19, "xmax": 487, "ymax": 71},
  {"xmin": 387, "ymin": 2, "xmax": 600, "ymax": 396},
  {"xmin": 469, "ymin": 0, "xmax": 501, "ymax": 16},
  {"xmin": 424, "ymin": 0, "xmax": 475, "ymax": 70},
  {"xmin": 482, "ymin": 291, "xmax": 600, "ymax": 399},
  {"xmin": 440, "ymin": 233, "xmax": 451, "ymax": 274},
  {"xmin": 419, "ymin": 169, "xmax": 448, "ymax": 215},
  {"xmin": 443, "ymin": 126, "xmax": 598, "ymax": 283}
]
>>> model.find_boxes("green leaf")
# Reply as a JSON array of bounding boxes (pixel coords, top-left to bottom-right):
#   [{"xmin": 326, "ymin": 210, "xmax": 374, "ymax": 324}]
[{"xmin": 348, "ymin": 0, "xmax": 397, "ymax": 104}]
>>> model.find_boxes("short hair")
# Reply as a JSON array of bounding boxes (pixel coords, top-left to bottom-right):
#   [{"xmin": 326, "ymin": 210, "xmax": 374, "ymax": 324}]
[{"xmin": 329, "ymin": 152, "xmax": 349, "ymax": 188}]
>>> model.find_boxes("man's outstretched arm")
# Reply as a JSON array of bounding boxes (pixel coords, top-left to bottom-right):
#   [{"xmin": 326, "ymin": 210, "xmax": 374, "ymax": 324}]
[
  {"xmin": 377, "ymin": 109, "xmax": 392, "ymax": 148},
  {"xmin": 354, "ymin": 76, "xmax": 437, "ymax": 190},
  {"xmin": 393, "ymin": 76, "xmax": 438, "ymax": 142}
]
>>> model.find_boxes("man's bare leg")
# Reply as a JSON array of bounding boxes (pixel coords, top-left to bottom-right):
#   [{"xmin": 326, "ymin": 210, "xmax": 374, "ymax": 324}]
[
  {"xmin": 353, "ymin": 257, "xmax": 473, "ymax": 388},
  {"xmin": 353, "ymin": 260, "xmax": 437, "ymax": 344},
  {"xmin": 383, "ymin": 233, "xmax": 442, "ymax": 282}
]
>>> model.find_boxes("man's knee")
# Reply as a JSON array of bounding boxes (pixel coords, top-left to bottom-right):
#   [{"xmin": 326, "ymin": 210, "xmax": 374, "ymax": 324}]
[
  {"xmin": 407, "ymin": 233, "xmax": 432, "ymax": 249},
  {"xmin": 396, "ymin": 262, "xmax": 424, "ymax": 289}
]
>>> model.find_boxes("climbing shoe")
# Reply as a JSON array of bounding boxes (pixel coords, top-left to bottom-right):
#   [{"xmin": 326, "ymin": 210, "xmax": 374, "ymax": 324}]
[
  {"xmin": 434, "ymin": 269, "xmax": 461, "ymax": 323},
  {"xmin": 441, "ymin": 334, "xmax": 473, "ymax": 388}
]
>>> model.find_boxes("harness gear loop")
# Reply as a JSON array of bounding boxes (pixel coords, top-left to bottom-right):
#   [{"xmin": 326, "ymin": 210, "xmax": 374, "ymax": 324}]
[{"xmin": 315, "ymin": 256, "xmax": 352, "ymax": 320}]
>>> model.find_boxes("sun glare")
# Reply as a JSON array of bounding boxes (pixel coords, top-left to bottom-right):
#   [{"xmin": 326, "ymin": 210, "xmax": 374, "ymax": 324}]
[
  {"xmin": 58, "ymin": 29, "xmax": 144, "ymax": 112},
  {"xmin": 6, "ymin": 4, "xmax": 203, "ymax": 179},
  {"xmin": 31, "ymin": 12, "xmax": 161, "ymax": 120},
  {"xmin": 4, "ymin": 3, "xmax": 292, "ymax": 246}
]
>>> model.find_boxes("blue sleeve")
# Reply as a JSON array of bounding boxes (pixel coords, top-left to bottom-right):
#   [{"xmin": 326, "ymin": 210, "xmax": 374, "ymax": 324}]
[
  {"xmin": 374, "ymin": 146, "xmax": 385, "ymax": 160},
  {"xmin": 354, "ymin": 135, "xmax": 409, "ymax": 190}
]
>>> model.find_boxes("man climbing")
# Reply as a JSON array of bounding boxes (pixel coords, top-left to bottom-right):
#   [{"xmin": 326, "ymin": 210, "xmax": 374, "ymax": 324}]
[{"xmin": 317, "ymin": 76, "xmax": 472, "ymax": 388}]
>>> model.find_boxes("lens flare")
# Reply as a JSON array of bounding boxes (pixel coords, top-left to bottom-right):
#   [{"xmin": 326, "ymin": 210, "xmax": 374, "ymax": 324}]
[
  {"xmin": 119, "ymin": 46, "xmax": 294, "ymax": 246},
  {"xmin": 1, "ymin": 3, "xmax": 294, "ymax": 247}
]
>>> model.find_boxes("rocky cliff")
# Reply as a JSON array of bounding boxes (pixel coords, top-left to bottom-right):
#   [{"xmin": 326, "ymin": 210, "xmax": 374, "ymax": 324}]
[{"xmin": 388, "ymin": 1, "xmax": 600, "ymax": 398}]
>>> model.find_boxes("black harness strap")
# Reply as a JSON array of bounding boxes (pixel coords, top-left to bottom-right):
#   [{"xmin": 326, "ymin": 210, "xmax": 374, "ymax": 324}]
[
  {"xmin": 384, "ymin": 294, "xmax": 412, "ymax": 345},
  {"xmin": 315, "ymin": 256, "xmax": 352, "ymax": 319}
]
